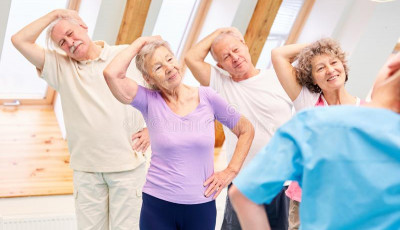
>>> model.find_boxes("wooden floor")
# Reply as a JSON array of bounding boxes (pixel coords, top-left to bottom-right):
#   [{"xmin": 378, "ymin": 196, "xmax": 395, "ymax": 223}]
[
  {"xmin": 0, "ymin": 106, "xmax": 72, "ymax": 198},
  {"xmin": 0, "ymin": 105, "xmax": 227, "ymax": 198}
]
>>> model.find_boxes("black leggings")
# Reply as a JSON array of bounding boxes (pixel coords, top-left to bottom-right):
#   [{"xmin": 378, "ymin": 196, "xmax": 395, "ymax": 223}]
[{"xmin": 140, "ymin": 193, "xmax": 216, "ymax": 230}]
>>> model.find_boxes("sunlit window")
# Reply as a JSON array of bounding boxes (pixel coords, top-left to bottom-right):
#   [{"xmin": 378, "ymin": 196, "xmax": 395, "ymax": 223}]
[
  {"xmin": 256, "ymin": 0, "xmax": 304, "ymax": 70},
  {"xmin": 0, "ymin": 0, "xmax": 68, "ymax": 99},
  {"xmin": 151, "ymin": 0, "xmax": 200, "ymax": 59}
]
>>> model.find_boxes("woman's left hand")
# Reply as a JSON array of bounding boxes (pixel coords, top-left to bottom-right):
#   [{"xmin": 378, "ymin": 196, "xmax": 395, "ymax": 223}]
[
  {"xmin": 204, "ymin": 167, "xmax": 237, "ymax": 199},
  {"xmin": 132, "ymin": 128, "xmax": 150, "ymax": 153}
]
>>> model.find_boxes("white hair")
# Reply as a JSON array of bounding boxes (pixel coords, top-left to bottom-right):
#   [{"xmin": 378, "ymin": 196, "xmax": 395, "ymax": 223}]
[
  {"xmin": 210, "ymin": 31, "xmax": 244, "ymax": 61},
  {"xmin": 45, "ymin": 17, "xmax": 81, "ymax": 52}
]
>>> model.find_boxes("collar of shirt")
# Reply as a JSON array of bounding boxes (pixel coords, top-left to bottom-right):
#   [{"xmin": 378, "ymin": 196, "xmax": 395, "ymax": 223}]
[{"xmin": 77, "ymin": 40, "xmax": 109, "ymax": 65}]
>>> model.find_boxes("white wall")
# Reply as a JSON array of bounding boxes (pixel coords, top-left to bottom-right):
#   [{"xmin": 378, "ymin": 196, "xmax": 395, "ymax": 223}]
[
  {"xmin": 92, "ymin": 0, "xmax": 126, "ymax": 45},
  {"xmin": 296, "ymin": 0, "xmax": 400, "ymax": 98},
  {"xmin": 183, "ymin": 0, "xmax": 242, "ymax": 86}
]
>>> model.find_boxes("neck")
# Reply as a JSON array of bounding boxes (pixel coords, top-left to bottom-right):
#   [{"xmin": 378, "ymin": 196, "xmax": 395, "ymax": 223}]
[
  {"xmin": 231, "ymin": 66, "xmax": 259, "ymax": 82},
  {"xmin": 160, "ymin": 83, "xmax": 187, "ymax": 103},
  {"xmin": 85, "ymin": 41, "xmax": 102, "ymax": 60},
  {"xmin": 322, "ymin": 87, "xmax": 356, "ymax": 105}
]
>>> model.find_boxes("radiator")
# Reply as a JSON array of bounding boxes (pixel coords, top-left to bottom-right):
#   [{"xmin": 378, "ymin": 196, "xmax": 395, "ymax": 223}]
[{"xmin": 0, "ymin": 214, "xmax": 77, "ymax": 230}]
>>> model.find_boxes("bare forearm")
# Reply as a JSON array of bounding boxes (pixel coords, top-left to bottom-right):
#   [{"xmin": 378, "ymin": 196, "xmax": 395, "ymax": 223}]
[
  {"xmin": 228, "ymin": 116, "xmax": 254, "ymax": 173},
  {"xmin": 104, "ymin": 41, "xmax": 144, "ymax": 80},
  {"xmin": 185, "ymin": 28, "xmax": 228, "ymax": 85},
  {"xmin": 271, "ymin": 43, "xmax": 309, "ymax": 101},
  {"xmin": 12, "ymin": 10, "xmax": 57, "ymax": 47},
  {"xmin": 272, "ymin": 43, "xmax": 308, "ymax": 63},
  {"xmin": 229, "ymin": 185, "xmax": 270, "ymax": 230},
  {"xmin": 186, "ymin": 28, "xmax": 223, "ymax": 63},
  {"xmin": 11, "ymin": 10, "xmax": 59, "ymax": 69}
]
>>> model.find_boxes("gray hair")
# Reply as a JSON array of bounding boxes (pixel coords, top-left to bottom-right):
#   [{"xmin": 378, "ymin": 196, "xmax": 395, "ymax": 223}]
[
  {"xmin": 210, "ymin": 31, "xmax": 244, "ymax": 61},
  {"xmin": 135, "ymin": 39, "xmax": 174, "ymax": 86},
  {"xmin": 45, "ymin": 17, "xmax": 81, "ymax": 52}
]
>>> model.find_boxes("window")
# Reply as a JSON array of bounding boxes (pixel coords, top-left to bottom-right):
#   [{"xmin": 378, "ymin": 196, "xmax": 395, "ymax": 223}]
[
  {"xmin": 256, "ymin": 0, "xmax": 305, "ymax": 69},
  {"xmin": 151, "ymin": 0, "xmax": 200, "ymax": 59},
  {"xmin": 0, "ymin": 0, "xmax": 68, "ymax": 104}
]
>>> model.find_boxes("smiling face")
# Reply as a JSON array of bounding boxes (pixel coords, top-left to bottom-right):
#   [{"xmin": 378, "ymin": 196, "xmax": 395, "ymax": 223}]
[
  {"xmin": 145, "ymin": 46, "xmax": 182, "ymax": 91},
  {"xmin": 212, "ymin": 35, "xmax": 253, "ymax": 80},
  {"xmin": 311, "ymin": 54, "xmax": 347, "ymax": 92},
  {"xmin": 51, "ymin": 19, "xmax": 91, "ymax": 61}
]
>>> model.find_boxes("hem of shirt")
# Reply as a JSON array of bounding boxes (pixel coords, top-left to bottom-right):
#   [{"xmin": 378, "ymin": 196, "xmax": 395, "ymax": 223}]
[
  {"xmin": 70, "ymin": 159, "xmax": 145, "ymax": 173},
  {"xmin": 142, "ymin": 188, "xmax": 214, "ymax": 205}
]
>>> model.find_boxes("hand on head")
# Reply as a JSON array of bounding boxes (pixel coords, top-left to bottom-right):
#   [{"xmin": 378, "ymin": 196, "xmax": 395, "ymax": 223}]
[
  {"xmin": 55, "ymin": 9, "xmax": 87, "ymax": 29},
  {"xmin": 371, "ymin": 52, "xmax": 400, "ymax": 109},
  {"xmin": 136, "ymin": 35, "xmax": 163, "ymax": 48},
  {"xmin": 221, "ymin": 27, "xmax": 245, "ymax": 43}
]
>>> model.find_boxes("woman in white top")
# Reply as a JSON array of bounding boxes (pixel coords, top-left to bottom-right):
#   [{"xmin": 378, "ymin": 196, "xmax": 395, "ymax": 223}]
[{"xmin": 271, "ymin": 38, "xmax": 361, "ymax": 230}]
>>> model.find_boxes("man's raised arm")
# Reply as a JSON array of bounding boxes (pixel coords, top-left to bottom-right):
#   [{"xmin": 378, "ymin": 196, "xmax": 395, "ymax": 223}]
[
  {"xmin": 185, "ymin": 27, "xmax": 243, "ymax": 86},
  {"xmin": 11, "ymin": 9, "xmax": 84, "ymax": 70}
]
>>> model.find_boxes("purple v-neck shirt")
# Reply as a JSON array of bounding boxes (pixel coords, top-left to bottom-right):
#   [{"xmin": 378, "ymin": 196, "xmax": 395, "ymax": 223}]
[{"xmin": 131, "ymin": 86, "xmax": 240, "ymax": 204}]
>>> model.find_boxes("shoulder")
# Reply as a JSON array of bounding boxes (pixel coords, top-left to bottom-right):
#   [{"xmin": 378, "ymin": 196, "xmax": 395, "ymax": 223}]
[
  {"xmin": 199, "ymin": 86, "xmax": 218, "ymax": 97},
  {"xmin": 45, "ymin": 49, "xmax": 69, "ymax": 61},
  {"xmin": 293, "ymin": 86, "xmax": 320, "ymax": 111},
  {"xmin": 210, "ymin": 66, "xmax": 230, "ymax": 80},
  {"xmin": 103, "ymin": 43, "xmax": 129, "ymax": 58}
]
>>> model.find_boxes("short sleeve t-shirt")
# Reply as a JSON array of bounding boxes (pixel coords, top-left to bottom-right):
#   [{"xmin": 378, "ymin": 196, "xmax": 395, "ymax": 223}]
[
  {"xmin": 39, "ymin": 41, "xmax": 146, "ymax": 172},
  {"xmin": 131, "ymin": 86, "xmax": 241, "ymax": 204}
]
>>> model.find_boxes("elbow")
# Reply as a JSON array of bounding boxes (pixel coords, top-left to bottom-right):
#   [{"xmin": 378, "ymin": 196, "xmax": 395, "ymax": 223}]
[
  {"xmin": 103, "ymin": 69, "xmax": 110, "ymax": 80},
  {"xmin": 271, "ymin": 48, "xmax": 280, "ymax": 63},
  {"xmin": 11, "ymin": 34, "xmax": 21, "ymax": 48},
  {"xmin": 103, "ymin": 68, "xmax": 115, "ymax": 81},
  {"xmin": 184, "ymin": 52, "xmax": 193, "ymax": 67}
]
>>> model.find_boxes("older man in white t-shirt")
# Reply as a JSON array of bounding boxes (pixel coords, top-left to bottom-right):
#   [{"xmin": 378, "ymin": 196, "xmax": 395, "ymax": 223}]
[
  {"xmin": 186, "ymin": 28, "xmax": 293, "ymax": 230},
  {"xmin": 12, "ymin": 9, "xmax": 149, "ymax": 230}
]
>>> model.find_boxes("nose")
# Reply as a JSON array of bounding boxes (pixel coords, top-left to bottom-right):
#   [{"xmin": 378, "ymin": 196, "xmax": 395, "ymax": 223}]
[
  {"xmin": 165, "ymin": 62, "xmax": 174, "ymax": 74},
  {"xmin": 326, "ymin": 65, "xmax": 335, "ymax": 74},
  {"xmin": 231, "ymin": 52, "xmax": 239, "ymax": 62},
  {"xmin": 64, "ymin": 37, "xmax": 74, "ymax": 46}
]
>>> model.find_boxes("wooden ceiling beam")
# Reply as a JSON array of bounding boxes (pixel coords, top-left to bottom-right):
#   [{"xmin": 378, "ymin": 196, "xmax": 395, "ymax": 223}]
[
  {"xmin": 244, "ymin": 0, "xmax": 283, "ymax": 65},
  {"xmin": 68, "ymin": 0, "xmax": 81, "ymax": 11},
  {"xmin": 116, "ymin": 0, "xmax": 152, "ymax": 45},
  {"xmin": 179, "ymin": 0, "xmax": 213, "ymax": 73}
]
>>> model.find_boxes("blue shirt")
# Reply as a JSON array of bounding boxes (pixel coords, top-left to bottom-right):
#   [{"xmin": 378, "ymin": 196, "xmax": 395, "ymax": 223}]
[{"xmin": 234, "ymin": 106, "xmax": 400, "ymax": 230}]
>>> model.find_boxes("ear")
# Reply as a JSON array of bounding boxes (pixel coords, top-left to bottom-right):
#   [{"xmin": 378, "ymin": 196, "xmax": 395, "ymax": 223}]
[{"xmin": 144, "ymin": 74, "xmax": 156, "ymax": 85}]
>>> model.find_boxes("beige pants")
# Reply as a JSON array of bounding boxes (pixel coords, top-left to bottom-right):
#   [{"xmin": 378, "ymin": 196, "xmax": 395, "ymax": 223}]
[
  {"xmin": 288, "ymin": 199, "xmax": 300, "ymax": 230},
  {"xmin": 73, "ymin": 163, "xmax": 146, "ymax": 230}
]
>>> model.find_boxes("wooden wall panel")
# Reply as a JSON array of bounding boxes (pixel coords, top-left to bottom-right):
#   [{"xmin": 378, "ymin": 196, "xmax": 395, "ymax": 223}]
[
  {"xmin": 116, "ymin": 0, "xmax": 152, "ymax": 45},
  {"xmin": 244, "ymin": 0, "xmax": 283, "ymax": 65}
]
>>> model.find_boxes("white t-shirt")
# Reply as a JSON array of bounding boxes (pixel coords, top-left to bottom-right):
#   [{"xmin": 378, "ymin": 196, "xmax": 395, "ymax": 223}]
[
  {"xmin": 210, "ymin": 66, "xmax": 293, "ymax": 167},
  {"xmin": 293, "ymin": 86, "xmax": 361, "ymax": 111},
  {"xmin": 39, "ymin": 41, "xmax": 146, "ymax": 172}
]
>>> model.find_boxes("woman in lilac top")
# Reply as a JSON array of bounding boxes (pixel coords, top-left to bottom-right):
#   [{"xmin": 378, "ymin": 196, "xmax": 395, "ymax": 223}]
[{"xmin": 103, "ymin": 36, "xmax": 254, "ymax": 230}]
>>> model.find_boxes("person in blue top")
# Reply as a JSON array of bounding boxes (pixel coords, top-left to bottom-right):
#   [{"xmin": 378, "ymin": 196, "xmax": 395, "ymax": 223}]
[{"xmin": 228, "ymin": 52, "xmax": 400, "ymax": 230}]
